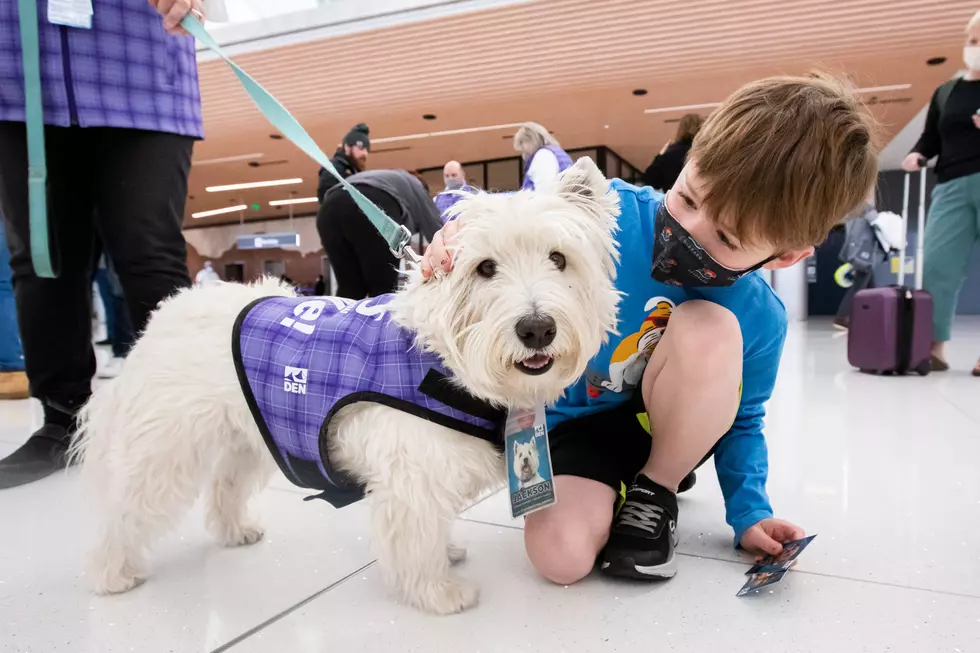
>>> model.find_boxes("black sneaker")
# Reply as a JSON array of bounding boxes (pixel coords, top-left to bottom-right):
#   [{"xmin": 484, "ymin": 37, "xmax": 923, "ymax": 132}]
[
  {"xmin": 678, "ymin": 471, "xmax": 697, "ymax": 493},
  {"xmin": 0, "ymin": 425, "xmax": 74, "ymax": 490},
  {"xmin": 600, "ymin": 475, "xmax": 678, "ymax": 579}
]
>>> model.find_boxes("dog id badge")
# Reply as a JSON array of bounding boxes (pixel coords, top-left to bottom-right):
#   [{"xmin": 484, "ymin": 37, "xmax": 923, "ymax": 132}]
[
  {"xmin": 505, "ymin": 405, "xmax": 556, "ymax": 518},
  {"xmin": 48, "ymin": 0, "xmax": 93, "ymax": 29}
]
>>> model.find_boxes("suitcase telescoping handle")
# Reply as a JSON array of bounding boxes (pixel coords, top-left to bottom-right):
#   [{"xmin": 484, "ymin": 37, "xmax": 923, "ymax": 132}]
[{"xmin": 897, "ymin": 167, "xmax": 928, "ymax": 290}]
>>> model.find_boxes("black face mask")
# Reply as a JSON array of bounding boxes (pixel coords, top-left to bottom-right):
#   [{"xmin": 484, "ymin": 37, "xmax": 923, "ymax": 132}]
[{"xmin": 650, "ymin": 199, "xmax": 778, "ymax": 287}]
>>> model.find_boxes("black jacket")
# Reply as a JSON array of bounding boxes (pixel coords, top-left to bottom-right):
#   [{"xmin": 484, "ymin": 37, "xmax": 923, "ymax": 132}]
[
  {"xmin": 642, "ymin": 137, "xmax": 693, "ymax": 192},
  {"xmin": 326, "ymin": 169, "xmax": 443, "ymax": 243},
  {"xmin": 316, "ymin": 149, "xmax": 359, "ymax": 203}
]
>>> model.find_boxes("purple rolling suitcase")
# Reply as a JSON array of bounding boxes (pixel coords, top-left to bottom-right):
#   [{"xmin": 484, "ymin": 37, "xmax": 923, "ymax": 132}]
[{"xmin": 848, "ymin": 169, "xmax": 933, "ymax": 376}]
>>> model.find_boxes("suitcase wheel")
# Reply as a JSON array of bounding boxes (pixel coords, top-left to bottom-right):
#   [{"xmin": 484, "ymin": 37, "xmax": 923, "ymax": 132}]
[{"xmin": 915, "ymin": 360, "xmax": 931, "ymax": 376}]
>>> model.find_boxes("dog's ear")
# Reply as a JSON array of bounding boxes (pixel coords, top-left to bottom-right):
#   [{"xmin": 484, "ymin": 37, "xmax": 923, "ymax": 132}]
[
  {"xmin": 513, "ymin": 440, "xmax": 520, "ymax": 456},
  {"xmin": 553, "ymin": 157, "xmax": 619, "ymax": 223},
  {"xmin": 554, "ymin": 157, "xmax": 609, "ymax": 202}
]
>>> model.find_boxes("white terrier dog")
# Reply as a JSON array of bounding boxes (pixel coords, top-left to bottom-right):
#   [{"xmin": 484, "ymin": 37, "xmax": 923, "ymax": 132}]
[{"xmin": 72, "ymin": 157, "xmax": 620, "ymax": 615}]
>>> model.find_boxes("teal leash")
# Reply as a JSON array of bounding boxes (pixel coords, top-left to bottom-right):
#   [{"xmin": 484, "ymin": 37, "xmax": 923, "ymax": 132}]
[
  {"xmin": 15, "ymin": 11, "xmax": 417, "ymax": 280},
  {"xmin": 17, "ymin": 0, "xmax": 56, "ymax": 278},
  {"xmin": 182, "ymin": 15, "xmax": 418, "ymax": 263}
]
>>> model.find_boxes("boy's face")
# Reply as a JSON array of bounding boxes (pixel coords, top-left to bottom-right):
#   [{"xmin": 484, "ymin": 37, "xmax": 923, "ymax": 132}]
[{"xmin": 667, "ymin": 164, "xmax": 814, "ymax": 272}]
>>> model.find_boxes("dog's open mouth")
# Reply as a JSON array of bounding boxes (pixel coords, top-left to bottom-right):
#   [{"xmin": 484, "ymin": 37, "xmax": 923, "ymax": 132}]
[{"xmin": 516, "ymin": 353, "xmax": 554, "ymax": 376}]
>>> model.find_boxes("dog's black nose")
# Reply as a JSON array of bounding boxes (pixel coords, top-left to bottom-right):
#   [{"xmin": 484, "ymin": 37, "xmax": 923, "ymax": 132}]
[{"xmin": 515, "ymin": 315, "xmax": 557, "ymax": 349}]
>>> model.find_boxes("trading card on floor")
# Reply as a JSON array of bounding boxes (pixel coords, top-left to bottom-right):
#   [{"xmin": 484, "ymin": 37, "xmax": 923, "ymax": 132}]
[
  {"xmin": 736, "ymin": 570, "xmax": 787, "ymax": 597},
  {"xmin": 505, "ymin": 406, "xmax": 556, "ymax": 518},
  {"xmin": 745, "ymin": 534, "xmax": 817, "ymax": 575}
]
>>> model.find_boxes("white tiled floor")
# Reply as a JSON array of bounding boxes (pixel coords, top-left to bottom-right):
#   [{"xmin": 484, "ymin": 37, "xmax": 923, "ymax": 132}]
[{"xmin": 2, "ymin": 320, "xmax": 979, "ymax": 653}]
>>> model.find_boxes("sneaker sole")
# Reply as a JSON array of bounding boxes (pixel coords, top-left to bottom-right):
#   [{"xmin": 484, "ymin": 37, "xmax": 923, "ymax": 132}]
[{"xmin": 600, "ymin": 555, "xmax": 677, "ymax": 580}]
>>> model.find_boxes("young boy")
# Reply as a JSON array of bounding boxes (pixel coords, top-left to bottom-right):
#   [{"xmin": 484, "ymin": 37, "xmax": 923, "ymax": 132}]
[{"xmin": 421, "ymin": 73, "xmax": 878, "ymax": 583}]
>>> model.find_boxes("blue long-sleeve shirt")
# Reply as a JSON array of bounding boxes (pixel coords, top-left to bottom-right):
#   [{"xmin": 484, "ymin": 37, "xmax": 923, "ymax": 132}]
[{"xmin": 548, "ymin": 180, "xmax": 787, "ymax": 543}]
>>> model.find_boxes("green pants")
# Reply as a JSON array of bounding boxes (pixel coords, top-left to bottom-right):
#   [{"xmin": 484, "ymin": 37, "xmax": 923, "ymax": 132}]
[{"xmin": 923, "ymin": 172, "xmax": 980, "ymax": 342}]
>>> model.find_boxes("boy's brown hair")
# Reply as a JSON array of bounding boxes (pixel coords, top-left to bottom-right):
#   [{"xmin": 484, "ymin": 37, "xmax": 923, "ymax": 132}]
[{"xmin": 689, "ymin": 72, "xmax": 879, "ymax": 249}]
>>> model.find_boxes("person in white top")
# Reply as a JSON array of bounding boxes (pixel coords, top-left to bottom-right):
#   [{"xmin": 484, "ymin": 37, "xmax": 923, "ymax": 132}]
[
  {"xmin": 513, "ymin": 122, "xmax": 573, "ymax": 192},
  {"xmin": 195, "ymin": 261, "xmax": 221, "ymax": 287}
]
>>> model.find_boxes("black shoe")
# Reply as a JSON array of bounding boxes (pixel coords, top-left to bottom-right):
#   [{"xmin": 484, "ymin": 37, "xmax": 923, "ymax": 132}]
[
  {"xmin": 677, "ymin": 471, "xmax": 697, "ymax": 493},
  {"xmin": 600, "ymin": 475, "xmax": 678, "ymax": 580},
  {"xmin": 0, "ymin": 425, "xmax": 73, "ymax": 490}
]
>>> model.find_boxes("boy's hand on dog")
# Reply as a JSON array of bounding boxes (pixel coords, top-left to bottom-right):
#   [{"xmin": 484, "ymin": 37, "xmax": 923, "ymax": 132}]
[
  {"xmin": 421, "ymin": 220, "xmax": 462, "ymax": 280},
  {"xmin": 740, "ymin": 518, "xmax": 805, "ymax": 558}
]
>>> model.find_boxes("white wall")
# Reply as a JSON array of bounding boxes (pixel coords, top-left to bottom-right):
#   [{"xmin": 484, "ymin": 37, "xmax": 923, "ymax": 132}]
[{"xmin": 772, "ymin": 261, "xmax": 807, "ymax": 322}]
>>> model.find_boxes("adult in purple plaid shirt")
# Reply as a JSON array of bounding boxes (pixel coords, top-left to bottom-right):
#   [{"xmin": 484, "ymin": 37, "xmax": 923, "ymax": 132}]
[
  {"xmin": 0, "ymin": 0, "xmax": 204, "ymax": 488},
  {"xmin": 433, "ymin": 160, "xmax": 476, "ymax": 222}
]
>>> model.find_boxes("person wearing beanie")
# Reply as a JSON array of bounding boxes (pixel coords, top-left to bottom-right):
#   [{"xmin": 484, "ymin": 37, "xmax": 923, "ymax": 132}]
[{"xmin": 317, "ymin": 123, "xmax": 371, "ymax": 203}]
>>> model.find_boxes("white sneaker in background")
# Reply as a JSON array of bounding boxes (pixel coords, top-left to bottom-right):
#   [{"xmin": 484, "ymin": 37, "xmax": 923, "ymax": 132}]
[{"xmin": 97, "ymin": 357, "xmax": 125, "ymax": 379}]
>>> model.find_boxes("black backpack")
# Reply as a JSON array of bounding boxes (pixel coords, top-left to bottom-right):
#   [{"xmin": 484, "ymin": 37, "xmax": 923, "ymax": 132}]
[{"xmin": 936, "ymin": 77, "xmax": 961, "ymax": 119}]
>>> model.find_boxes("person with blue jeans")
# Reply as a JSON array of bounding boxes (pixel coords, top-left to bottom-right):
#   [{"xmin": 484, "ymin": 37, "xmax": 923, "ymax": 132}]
[
  {"xmin": 903, "ymin": 10, "xmax": 980, "ymax": 376},
  {"xmin": 0, "ymin": 223, "xmax": 28, "ymax": 400},
  {"xmin": 0, "ymin": 0, "xmax": 203, "ymax": 488}
]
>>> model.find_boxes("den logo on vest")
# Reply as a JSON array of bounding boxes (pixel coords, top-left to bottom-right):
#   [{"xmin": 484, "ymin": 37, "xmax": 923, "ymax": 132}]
[{"xmin": 284, "ymin": 367, "xmax": 308, "ymax": 395}]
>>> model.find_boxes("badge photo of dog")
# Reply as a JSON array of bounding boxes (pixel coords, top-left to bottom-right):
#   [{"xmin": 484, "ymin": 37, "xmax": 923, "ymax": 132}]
[
  {"xmin": 513, "ymin": 434, "xmax": 547, "ymax": 489},
  {"xmin": 71, "ymin": 158, "xmax": 621, "ymax": 615}
]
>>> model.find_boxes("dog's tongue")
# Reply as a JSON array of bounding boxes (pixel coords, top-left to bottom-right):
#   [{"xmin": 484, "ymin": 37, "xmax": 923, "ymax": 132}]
[{"xmin": 522, "ymin": 354, "xmax": 551, "ymax": 369}]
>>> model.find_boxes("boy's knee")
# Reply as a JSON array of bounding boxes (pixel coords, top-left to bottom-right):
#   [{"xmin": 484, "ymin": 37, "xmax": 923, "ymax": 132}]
[
  {"xmin": 669, "ymin": 300, "xmax": 742, "ymax": 357},
  {"xmin": 525, "ymin": 512, "xmax": 608, "ymax": 585}
]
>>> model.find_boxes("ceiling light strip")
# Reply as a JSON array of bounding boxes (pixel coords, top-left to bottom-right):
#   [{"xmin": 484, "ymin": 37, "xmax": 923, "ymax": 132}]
[
  {"xmin": 192, "ymin": 204, "xmax": 248, "ymax": 218},
  {"xmin": 193, "ymin": 153, "xmax": 265, "ymax": 166},
  {"xmin": 372, "ymin": 122, "xmax": 525, "ymax": 145},
  {"xmin": 644, "ymin": 102, "xmax": 721, "ymax": 115},
  {"xmin": 206, "ymin": 178, "xmax": 303, "ymax": 192},
  {"xmin": 854, "ymin": 83, "xmax": 912, "ymax": 93},
  {"xmin": 269, "ymin": 197, "xmax": 318, "ymax": 206},
  {"xmin": 643, "ymin": 85, "xmax": 910, "ymax": 115}
]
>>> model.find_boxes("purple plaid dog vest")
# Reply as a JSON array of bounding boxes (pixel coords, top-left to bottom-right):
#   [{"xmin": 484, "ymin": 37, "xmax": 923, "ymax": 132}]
[{"xmin": 233, "ymin": 295, "xmax": 505, "ymax": 508}]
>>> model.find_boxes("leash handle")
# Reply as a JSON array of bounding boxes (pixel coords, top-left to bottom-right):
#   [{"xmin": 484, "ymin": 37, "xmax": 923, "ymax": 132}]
[
  {"xmin": 182, "ymin": 15, "xmax": 417, "ymax": 262},
  {"xmin": 18, "ymin": 0, "xmax": 56, "ymax": 278}
]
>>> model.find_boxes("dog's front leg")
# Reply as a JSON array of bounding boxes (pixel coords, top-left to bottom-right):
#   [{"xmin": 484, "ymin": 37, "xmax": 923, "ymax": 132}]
[{"xmin": 369, "ymin": 486, "xmax": 478, "ymax": 615}]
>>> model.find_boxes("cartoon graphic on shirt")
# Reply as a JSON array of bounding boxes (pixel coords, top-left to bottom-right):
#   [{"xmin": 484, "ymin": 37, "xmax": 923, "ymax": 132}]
[
  {"xmin": 594, "ymin": 297, "xmax": 676, "ymax": 394},
  {"xmin": 585, "ymin": 370, "xmax": 611, "ymax": 398}
]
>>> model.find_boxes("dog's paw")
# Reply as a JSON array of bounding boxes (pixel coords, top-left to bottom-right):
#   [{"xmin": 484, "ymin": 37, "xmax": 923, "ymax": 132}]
[
  {"xmin": 217, "ymin": 523, "xmax": 265, "ymax": 547},
  {"xmin": 411, "ymin": 576, "xmax": 480, "ymax": 615},
  {"xmin": 447, "ymin": 543, "xmax": 467, "ymax": 565},
  {"xmin": 92, "ymin": 569, "xmax": 146, "ymax": 595}
]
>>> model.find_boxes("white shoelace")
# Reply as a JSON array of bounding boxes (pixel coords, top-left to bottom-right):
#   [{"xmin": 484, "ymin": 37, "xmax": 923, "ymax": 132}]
[{"xmin": 618, "ymin": 501, "xmax": 666, "ymax": 536}]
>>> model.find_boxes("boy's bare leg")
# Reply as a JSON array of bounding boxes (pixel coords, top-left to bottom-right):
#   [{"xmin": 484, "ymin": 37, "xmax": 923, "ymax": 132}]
[
  {"xmin": 640, "ymin": 300, "xmax": 743, "ymax": 490},
  {"xmin": 601, "ymin": 300, "xmax": 742, "ymax": 579},
  {"xmin": 524, "ymin": 476, "xmax": 617, "ymax": 584}
]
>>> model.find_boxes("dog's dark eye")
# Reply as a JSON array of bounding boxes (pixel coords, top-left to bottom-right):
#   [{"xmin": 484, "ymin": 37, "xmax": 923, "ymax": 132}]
[
  {"xmin": 549, "ymin": 251, "xmax": 567, "ymax": 271},
  {"xmin": 477, "ymin": 259, "xmax": 497, "ymax": 278}
]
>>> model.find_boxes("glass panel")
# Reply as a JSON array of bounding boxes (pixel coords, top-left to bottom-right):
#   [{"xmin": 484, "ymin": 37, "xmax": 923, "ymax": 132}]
[
  {"xmin": 605, "ymin": 153, "xmax": 621, "ymax": 180},
  {"xmin": 463, "ymin": 164, "xmax": 484, "ymax": 189},
  {"xmin": 621, "ymin": 163, "xmax": 637, "ymax": 184},
  {"xmin": 487, "ymin": 159, "xmax": 521, "ymax": 192},
  {"xmin": 418, "ymin": 169, "xmax": 444, "ymax": 197},
  {"xmin": 570, "ymin": 148, "xmax": 597, "ymax": 163}
]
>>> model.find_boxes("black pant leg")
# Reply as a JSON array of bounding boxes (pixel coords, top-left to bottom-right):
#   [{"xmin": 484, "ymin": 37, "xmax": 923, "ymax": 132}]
[
  {"xmin": 340, "ymin": 185, "xmax": 401, "ymax": 297},
  {"xmin": 89, "ymin": 128, "xmax": 193, "ymax": 336},
  {"xmin": 317, "ymin": 191, "xmax": 369, "ymax": 300},
  {"xmin": 0, "ymin": 122, "xmax": 97, "ymax": 408},
  {"xmin": 836, "ymin": 267, "xmax": 874, "ymax": 324}
]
